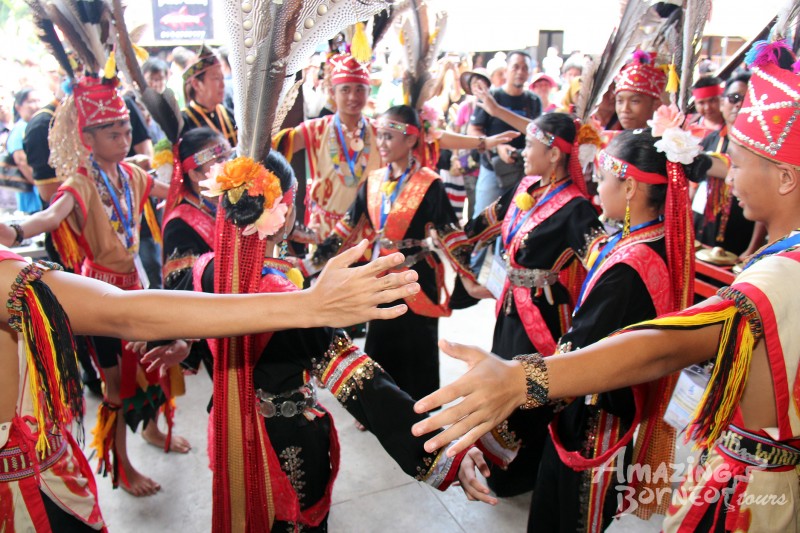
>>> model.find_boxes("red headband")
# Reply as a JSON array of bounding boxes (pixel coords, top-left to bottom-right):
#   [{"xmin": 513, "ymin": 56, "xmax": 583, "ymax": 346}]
[
  {"xmin": 692, "ymin": 85, "xmax": 723, "ymax": 100},
  {"xmin": 526, "ymin": 123, "xmax": 572, "ymax": 153},
  {"xmin": 596, "ymin": 150, "xmax": 667, "ymax": 184}
]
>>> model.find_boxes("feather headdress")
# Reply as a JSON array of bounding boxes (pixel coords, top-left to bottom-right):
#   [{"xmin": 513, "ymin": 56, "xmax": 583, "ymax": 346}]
[
  {"xmin": 38, "ymin": 0, "xmax": 112, "ymax": 76},
  {"xmin": 396, "ymin": 0, "xmax": 447, "ymax": 111},
  {"xmin": 26, "ymin": 0, "xmax": 75, "ymax": 81}
]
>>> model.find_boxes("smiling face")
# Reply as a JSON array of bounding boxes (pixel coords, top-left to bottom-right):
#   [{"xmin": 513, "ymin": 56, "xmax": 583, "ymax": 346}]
[
  {"xmin": 331, "ymin": 83, "xmax": 369, "ymax": 121},
  {"xmin": 727, "ymin": 141, "xmax": 777, "ymax": 223},
  {"xmin": 376, "ymin": 124, "xmax": 417, "ymax": 168}
]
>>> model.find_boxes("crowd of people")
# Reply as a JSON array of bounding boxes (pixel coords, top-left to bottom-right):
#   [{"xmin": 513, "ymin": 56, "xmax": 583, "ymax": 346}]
[{"xmin": 2, "ymin": 1, "xmax": 800, "ymax": 532}]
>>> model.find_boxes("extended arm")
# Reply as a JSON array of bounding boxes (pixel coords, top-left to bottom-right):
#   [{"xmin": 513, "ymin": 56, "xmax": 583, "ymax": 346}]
[
  {"xmin": 0, "ymin": 240, "xmax": 420, "ymax": 339},
  {"xmin": 473, "ymin": 86, "xmax": 531, "ymax": 134},
  {"xmin": 412, "ymin": 299, "xmax": 725, "ymax": 455},
  {"xmin": 0, "ymin": 193, "xmax": 76, "ymax": 246}
]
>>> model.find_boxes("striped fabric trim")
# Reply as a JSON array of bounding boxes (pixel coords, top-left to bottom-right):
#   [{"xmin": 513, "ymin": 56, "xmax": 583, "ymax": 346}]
[{"xmin": 316, "ymin": 336, "xmax": 378, "ymax": 402}]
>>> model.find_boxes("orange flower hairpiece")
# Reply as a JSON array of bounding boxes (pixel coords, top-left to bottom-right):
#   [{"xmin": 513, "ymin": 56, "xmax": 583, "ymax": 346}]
[{"xmin": 200, "ymin": 156, "xmax": 282, "ymax": 208}]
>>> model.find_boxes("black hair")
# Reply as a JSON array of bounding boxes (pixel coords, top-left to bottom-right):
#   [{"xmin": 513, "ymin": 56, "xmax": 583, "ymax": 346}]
[
  {"xmin": 142, "ymin": 58, "xmax": 169, "ymax": 76},
  {"xmin": 178, "ymin": 127, "xmax": 224, "ymax": 162},
  {"xmin": 222, "ymin": 150, "xmax": 297, "ymax": 227},
  {"xmin": 605, "ymin": 129, "xmax": 668, "ymax": 210},
  {"xmin": 532, "ymin": 112, "xmax": 576, "ymax": 168},
  {"xmin": 381, "ymin": 105, "xmax": 422, "ymax": 148},
  {"xmin": 725, "ymin": 72, "xmax": 751, "ymax": 90},
  {"xmin": 13, "ymin": 88, "xmax": 35, "ymax": 122},
  {"xmin": 506, "ymin": 50, "xmax": 532, "ymax": 64},
  {"xmin": 693, "ymin": 76, "xmax": 723, "ymax": 90},
  {"xmin": 82, "ymin": 119, "xmax": 131, "ymax": 135}
]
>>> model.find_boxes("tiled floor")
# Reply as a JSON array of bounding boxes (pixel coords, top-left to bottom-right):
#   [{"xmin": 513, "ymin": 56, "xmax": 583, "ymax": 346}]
[{"xmin": 84, "ymin": 298, "xmax": 664, "ymax": 531}]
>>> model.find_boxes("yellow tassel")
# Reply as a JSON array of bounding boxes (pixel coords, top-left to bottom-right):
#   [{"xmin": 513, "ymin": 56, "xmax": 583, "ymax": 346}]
[
  {"xmin": 666, "ymin": 64, "xmax": 679, "ymax": 94},
  {"xmin": 90, "ymin": 403, "xmax": 117, "ymax": 460},
  {"xmin": 52, "ymin": 221, "xmax": 84, "ymax": 272},
  {"xmin": 350, "ymin": 22, "xmax": 372, "ymax": 63},
  {"xmin": 144, "ymin": 200, "xmax": 162, "ymax": 245},
  {"xmin": 132, "ymin": 43, "xmax": 149, "ymax": 62},
  {"xmin": 169, "ymin": 366, "xmax": 186, "ymax": 397},
  {"xmin": 514, "ymin": 192, "xmax": 534, "ymax": 211},
  {"xmin": 104, "ymin": 51, "xmax": 117, "ymax": 80},
  {"xmin": 271, "ymin": 128, "xmax": 295, "ymax": 158},
  {"xmin": 286, "ymin": 267, "xmax": 304, "ymax": 289}
]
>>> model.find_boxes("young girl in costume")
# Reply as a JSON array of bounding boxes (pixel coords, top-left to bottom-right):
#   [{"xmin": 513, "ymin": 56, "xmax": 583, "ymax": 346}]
[
  {"xmin": 301, "ymin": 105, "xmax": 486, "ymax": 402},
  {"xmin": 462, "ymin": 112, "xmax": 603, "ymax": 497},
  {"xmin": 193, "ymin": 149, "xmax": 474, "ymax": 532}
]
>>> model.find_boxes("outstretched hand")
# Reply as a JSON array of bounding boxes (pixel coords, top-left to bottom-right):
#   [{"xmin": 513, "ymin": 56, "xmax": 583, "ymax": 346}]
[
  {"xmin": 308, "ymin": 239, "xmax": 420, "ymax": 328},
  {"xmin": 485, "ymin": 131, "xmax": 521, "ymax": 150},
  {"xmin": 457, "ymin": 448, "xmax": 497, "ymax": 505},
  {"xmin": 139, "ymin": 340, "xmax": 192, "ymax": 375},
  {"xmin": 412, "ymin": 340, "xmax": 526, "ymax": 457},
  {"xmin": 473, "ymin": 85, "xmax": 499, "ymax": 115}
]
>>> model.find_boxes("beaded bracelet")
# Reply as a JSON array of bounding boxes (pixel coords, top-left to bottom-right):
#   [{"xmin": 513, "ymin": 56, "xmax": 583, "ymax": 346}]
[
  {"xmin": 513, "ymin": 353, "xmax": 549, "ymax": 409},
  {"xmin": 6, "ymin": 261, "xmax": 61, "ymax": 332},
  {"xmin": 9, "ymin": 223, "xmax": 24, "ymax": 247}
]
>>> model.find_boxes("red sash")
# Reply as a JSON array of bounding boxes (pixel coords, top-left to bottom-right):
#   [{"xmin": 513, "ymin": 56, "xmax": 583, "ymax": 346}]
[
  {"xmin": 366, "ymin": 167, "xmax": 452, "ymax": 318},
  {"xmin": 499, "ymin": 176, "xmax": 585, "ymax": 355},
  {"xmin": 162, "ymin": 203, "xmax": 216, "ymax": 249}
]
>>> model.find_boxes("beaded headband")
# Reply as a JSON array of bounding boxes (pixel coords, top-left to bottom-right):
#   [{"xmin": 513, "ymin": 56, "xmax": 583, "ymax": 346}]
[
  {"xmin": 596, "ymin": 149, "xmax": 667, "ymax": 185},
  {"xmin": 526, "ymin": 122, "xmax": 572, "ymax": 153},
  {"xmin": 183, "ymin": 142, "xmax": 230, "ymax": 172},
  {"xmin": 376, "ymin": 118, "xmax": 420, "ymax": 136},
  {"xmin": 183, "ymin": 47, "xmax": 220, "ymax": 82}
]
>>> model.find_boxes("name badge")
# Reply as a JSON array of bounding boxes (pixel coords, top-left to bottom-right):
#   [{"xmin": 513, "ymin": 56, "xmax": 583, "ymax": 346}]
[{"xmin": 663, "ymin": 364, "xmax": 712, "ymax": 432}]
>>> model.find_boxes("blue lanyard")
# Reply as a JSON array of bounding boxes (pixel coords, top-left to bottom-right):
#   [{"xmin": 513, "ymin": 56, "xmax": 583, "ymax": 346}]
[
  {"xmin": 574, "ymin": 216, "xmax": 663, "ymax": 314},
  {"xmin": 743, "ymin": 230, "xmax": 800, "ymax": 270},
  {"xmin": 334, "ymin": 113, "xmax": 364, "ymax": 178},
  {"xmin": 262, "ymin": 266, "xmax": 288, "ymax": 279},
  {"xmin": 95, "ymin": 161, "xmax": 135, "ymax": 248},
  {"xmin": 380, "ymin": 165, "xmax": 412, "ymax": 231},
  {"xmin": 504, "ymin": 180, "xmax": 572, "ymax": 247}
]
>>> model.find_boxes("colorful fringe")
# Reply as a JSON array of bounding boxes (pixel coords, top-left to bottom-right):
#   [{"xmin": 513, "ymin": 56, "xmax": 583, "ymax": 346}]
[
  {"xmin": 6, "ymin": 261, "xmax": 83, "ymax": 457},
  {"xmin": 90, "ymin": 401, "xmax": 120, "ymax": 487},
  {"xmin": 51, "ymin": 221, "xmax": 84, "ymax": 273},
  {"xmin": 144, "ymin": 199, "xmax": 163, "ymax": 245},
  {"xmin": 272, "ymin": 127, "xmax": 296, "ymax": 160},
  {"xmin": 617, "ymin": 298, "xmax": 757, "ymax": 449}
]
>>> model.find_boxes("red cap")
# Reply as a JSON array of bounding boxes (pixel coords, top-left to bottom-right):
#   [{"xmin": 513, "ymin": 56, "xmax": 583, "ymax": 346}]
[
  {"xmin": 329, "ymin": 53, "xmax": 370, "ymax": 86},
  {"xmin": 529, "ymin": 73, "xmax": 557, "ymax": 90},
  {"xmin": 730, "ymin": 62, "xmax": 800, "ymax": 166},
  {"xmin": 614, "ymin": 52, "xmax": 666, "ymax": 100},
  {"xmin": 73, "ymin": 77, "xmax": 129, "ymax": 131}
]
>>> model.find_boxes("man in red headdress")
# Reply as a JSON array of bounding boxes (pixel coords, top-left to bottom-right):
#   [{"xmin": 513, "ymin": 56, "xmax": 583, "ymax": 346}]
[
  {"xmin": 411, "ymin": 40, "xmax": 800, "ymax": 533},
  {"xmin": 274, "ymin": 52, "xmax": 380, "ymax": 239},
  {"xmin": 0, "ymin": 75, "xmax": 183, "ymax": 497},
  {"xmin": 613, "ymin": 51, "xmax": 667, "ymax": 130}
]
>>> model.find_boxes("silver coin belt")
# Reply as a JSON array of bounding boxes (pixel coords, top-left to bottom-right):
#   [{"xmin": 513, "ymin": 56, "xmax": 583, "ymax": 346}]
[{"xmin": 255, "ymin": 384, "xmax": 317, "ymax": 419}]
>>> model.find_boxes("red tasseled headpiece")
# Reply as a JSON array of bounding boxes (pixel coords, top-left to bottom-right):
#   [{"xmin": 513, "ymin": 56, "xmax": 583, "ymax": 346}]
[{"xmin": 664, "ymin": 161, "xmax": 695, "ymax": 310}]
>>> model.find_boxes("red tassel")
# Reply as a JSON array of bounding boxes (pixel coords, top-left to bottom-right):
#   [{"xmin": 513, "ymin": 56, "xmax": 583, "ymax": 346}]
[{"xmin": 665, "ymin": 161, "xmax": 694, "ymax": 310}]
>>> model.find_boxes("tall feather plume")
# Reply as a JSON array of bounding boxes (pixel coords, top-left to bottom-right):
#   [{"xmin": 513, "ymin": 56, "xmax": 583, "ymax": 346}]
[
  {"xmin": 108, "ymin": 0, "xmax": 183, "ymax": 143},
  {"xmin": 373, "ymin": 1, "xmax": 413, "ymax": 50},
  {"xmin": 573, "ymin": 55, "xmax": 596, "ymax": 118},
  {"xmin": 679, "ymin": 0, "xmax": 712, "ymax": 110},
  {"xmin": 578, "ymin": 0, "xmax": 651, "ymax": 123},
  {"xmin": 771, "ymin": 0, "xmax": 800, "ymax": 42},
  {"xmin": 225, "ymin": 0, "xmax": 301, "ymax": 161},
  {"xmin": 26, "ymin": 0, "xmax": 75, "ymax": 80},
  {"xmin": 397, "ymin": 0, "xmax": 446, "ymax": 110},
  {"xmin": 46, "ymin": 0, "xmax": 111, "ymax": 75}
]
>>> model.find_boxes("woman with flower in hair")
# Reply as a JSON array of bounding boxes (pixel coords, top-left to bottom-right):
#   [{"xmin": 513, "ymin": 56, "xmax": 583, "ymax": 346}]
[
  {"xmin": 461, "ymin": 127, "xmax": 701, "ymax": 532},
  {"xmin": 300, "ymin": 105, "xmax": 485, "ymax": 403},
  {"xmin": 190, "ymin": 148, "xmax": 474, "ymax": 532},
  {"xmin": 457, "ymin": 112, "xmax": 603, "ymax": 498}
]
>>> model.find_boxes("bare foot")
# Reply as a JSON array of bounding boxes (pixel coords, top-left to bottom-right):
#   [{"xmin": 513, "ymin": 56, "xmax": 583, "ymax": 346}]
[
  {"xmin": 142, "ymin": 422, "xmax": 192, "ymax": 453},
  {"xmin": 354, "ymin": 419, "xmax": 367, "ymax": 432},
  {"xmin": 120, "ymin": 463, "xmax": 161, "ymax": 497}
]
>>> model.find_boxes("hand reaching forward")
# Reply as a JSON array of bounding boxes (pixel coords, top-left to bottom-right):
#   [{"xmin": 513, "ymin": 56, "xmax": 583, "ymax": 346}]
[
  {"xmin": 307, "ymin": 239, "xmax": 420, "ymax": 328},
  {"xmin": 457, "ymin": 448, "xmax": 497, "ymax": 505},
  {"xmin": 412, "ymin": 340, "xmax": 526, "ymax": 457}
]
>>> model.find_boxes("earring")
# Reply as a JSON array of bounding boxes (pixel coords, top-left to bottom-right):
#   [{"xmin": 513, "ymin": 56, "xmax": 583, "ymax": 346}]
[
  {"xmin": 279, "ymin": 232, "xmax": 289, "ymax": 259},
  {"xmin": 622, "ymin": 199, "xmax": 631, "ymax": 238}
]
